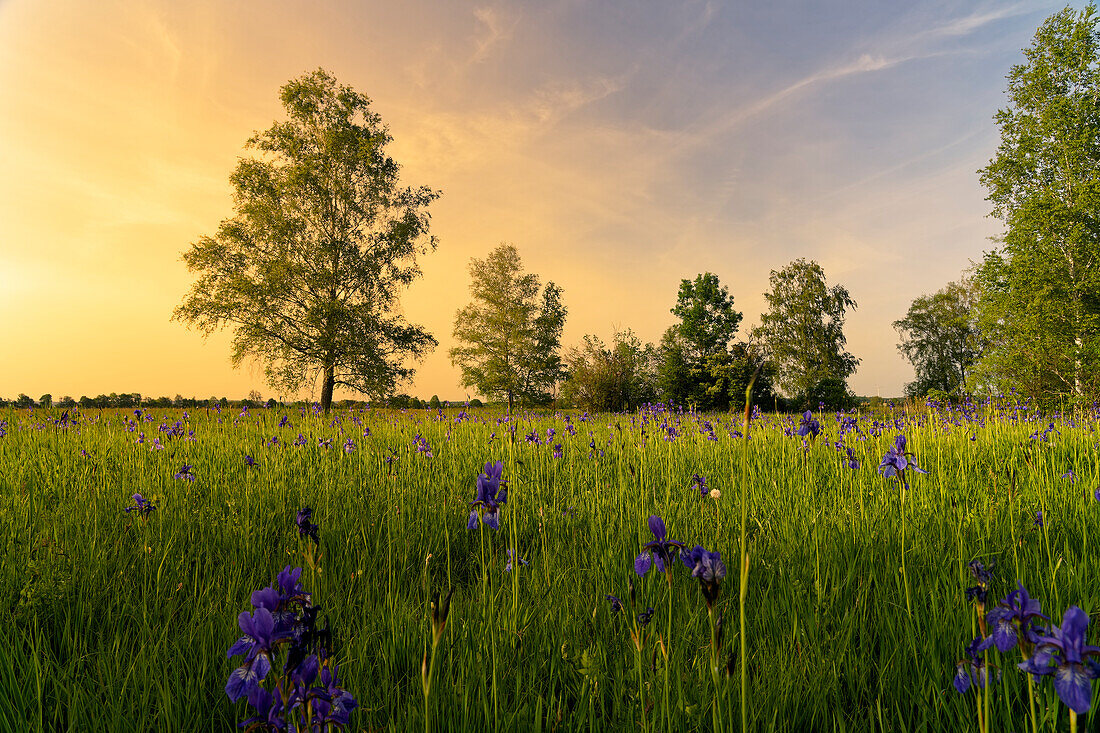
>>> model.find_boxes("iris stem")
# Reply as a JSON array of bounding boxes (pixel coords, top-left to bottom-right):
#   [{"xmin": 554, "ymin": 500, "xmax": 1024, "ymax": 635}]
[
  {"xmin": 634, "ymin": 633, "xmax": 648, "ymax": 733},
  {"xmin": 900, "ymin": 484, "xmax": 911, "ymax": 616},
  {"xmin": 423, "ymin": 638, "xmax": 439, "ymax": 733},
  {"xmin": 1024, "ymin": 660, "xmax": 1037, "ymax": 733},
  {"xmin": 664, "ymin": 570, "xmax": 673, "ymax": 733},
  {"xmin": 708, "ymin": 605, "xmax": 722, "ymax": 733},
  {"xmin": 739, "ymin": 370, "xmax": 757, "ymax": 733}
]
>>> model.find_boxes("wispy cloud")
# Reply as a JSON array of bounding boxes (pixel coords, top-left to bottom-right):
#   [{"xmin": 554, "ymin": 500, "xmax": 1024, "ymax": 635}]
[
  {"xmin": 672, "ymin": 52, "xmax": 907, "ymax": 155},
  {"xmin": 924, "ymin": 4, "xmax": 1031, "ymax": 39},
  {"xmin": 471, "ymin": 6, "xmax": 518, "ymax": 63}
]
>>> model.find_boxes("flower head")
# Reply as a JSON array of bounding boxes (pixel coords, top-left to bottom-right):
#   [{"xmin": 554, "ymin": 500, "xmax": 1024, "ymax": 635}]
[
  {"xmin": 296, "ymin": 507, "xmax": 320, "ymax": 545},
  {"xmin": 797, "ymin": 411, "xmax": 821, "ymax": 440},
  {"xmin": 174, "ymin": 464, "xmax": 195, "ymax": 482},
  {"xmin": 504, "ymin": 548, "xmax": 528, "ymax": 572},
  {"xmin": 977, "ymin": 583, "xmax": 1048, "ymax": 654},
  {"xmin": 681, "ymin": 544, "xmax": 726, "ymax": 607},
  {"xmin": 634, "ymin": 515, "xmax": 685, "ymax": 577},
  {"xmin": 953, "ymin": 636, "xmax": 991, "ymax": 694},
  {"xmin": 1019, "ymin": 605, "xmax": 1100, "ymax": 713},
  {"xmin": 225, "ymin": 607, "xmax": 277, "ymax": 701},
  {"xmin": 468, "ymin": 461, "xmax": 506, "ymax": 530},
  {"xmin": 124, "ymin": 493, "xmax": 155, "ymax": 515},
  {"xmin": 878, "ymin": 434, "xmax": 927, "ymax": 487}
]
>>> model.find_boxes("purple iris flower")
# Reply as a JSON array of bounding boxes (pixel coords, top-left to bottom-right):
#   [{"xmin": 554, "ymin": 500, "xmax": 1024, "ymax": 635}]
[
  {"xmin": 1034, "ymin": 510, "xmax": 1044, "ymax": 528},
  {"xmin": 977, "ymin": 583, "xmax": 1048, "ymax": 653},
  {"xmin": 174, "ymin": 464, "xmax": 195, "ymax": 482},
  {"xmin": 238, "ymin": 685, "xmax": 286, "ymax": 730},
  {"xmin": 878, "ymin": 435, "xmax": 928, "ymax": 487},
  {"xmin": 605, "ymin": 595, "xmax": 624, "ymax": 614},
  {"xmin": 681, "ymin": 544, "xmax": 727, "ymax": 607},
  {"xmin": 277, "ymin": 565, "xmax": 308, "ymax": 604},
  {"xmin": 244, "ymin": 454, "xmax": 255, "ymax": 467},
  {"xmin": 124, "ymin": 493, "xmax": 155, "ymax": 515},
  {"xmin": 225, "ymin": 607, "xmax": 277, "ymax": 701},
  {"xmin": 1019, "ymin": 606, "xmax": 1100, "ymax": 713},
  {"xmin": 953, "ymin": 636, "xmax": 990, "ymax": 694},
  {"xmin": 415, "ymin": 435, "xmax": 433, "ymax": 458},
  {"xmin": 690, "ymin": 473, "xmax": 708, "ymax": 497},
  {"xmin": 296, "ymin": 507, "xmax": 320, "ymax": 545},
  {"xmin": 797, "ymin": 411, "xmax": 820, "ymax": 439},
  {"xmin": 552, "ymin": 444, "xmax": 563, "ymax": 459},
  {"xmin": 504, "ymin": 548, "xmax": 528, "ymax": 572},
  {"xmin": 313, "ymin": 658, "xmax": 359, "ymax": 725},
  {"xmin": 965, "ymin": 559, "xmax": 994, "ymax": 606},
  {"xmin": 967, "ymin": 560, "xmax": 994, "ymax": 585},
  {"xmin": 343, "ymin": 437, "xmax": 355, "ymax": 453},
  {"xmin": 845, "ymin": 447, "xmax": 860, "ymax": 470},
  {"xmin": 468, "ymin": 461, "xmax": 506, "ymax": 530},
  {"xmin": 634, "ymin": 515, "xmax": 686, "ymax": 576}
]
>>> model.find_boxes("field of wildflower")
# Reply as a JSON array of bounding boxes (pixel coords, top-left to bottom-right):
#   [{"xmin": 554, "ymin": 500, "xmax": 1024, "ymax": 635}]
[{"xmin": 1, "ymin": 399, "xmax": 1098, "ymax": 732}]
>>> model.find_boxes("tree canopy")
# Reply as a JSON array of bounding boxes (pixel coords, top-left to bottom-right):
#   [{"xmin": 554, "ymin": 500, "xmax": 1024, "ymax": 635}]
[
  {"xmin": 450, "ymin": 244, "xmax": 567, "ymax": 412},
  {"xmin": 173, "ymin": 69, "xmax": 439, "ymax": 412},
  {"xmin": 561, "ymin": 329, "xmax": 658, "ymax": 412},
  {"xmin": 974, "ymin": 4, "xmax": 1100, "ymax": 401},
  {"xmin": 752, "ymin": 258, "xmax": 858, "ymax": 407},
  {"xmin": 657, "ymin": 272, "xmax": 754, "ymax": 411},
  {"xmin": 894, "ymin": 279, "xmax": 984, "ymax": 398}
]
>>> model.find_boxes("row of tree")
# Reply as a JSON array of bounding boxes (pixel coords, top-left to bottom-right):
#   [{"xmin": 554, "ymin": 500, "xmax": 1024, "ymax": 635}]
[
  {"xmin": 0, "ymin": 392, "xmax": 490, "ymax": 411},
  {"xmin": 168, "ymin": 70, "xmax": 862, "ymax": 414},
  {"xmin": 448, "ymin": 247, "xmax": 861, "ymax": 411},
  {"xmin": 0, "ymin": 394, "xmax": 215, "ymax": 409}
]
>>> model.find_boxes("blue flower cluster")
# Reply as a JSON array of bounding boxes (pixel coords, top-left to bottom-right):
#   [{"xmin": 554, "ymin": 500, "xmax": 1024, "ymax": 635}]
[
  {"xmin": 226, "ymin": 565, "xmax": 357, "ymax": 729},
  {"xmin": 955, "ymin": 580, "xmax": 1100, "ymax": 714}
]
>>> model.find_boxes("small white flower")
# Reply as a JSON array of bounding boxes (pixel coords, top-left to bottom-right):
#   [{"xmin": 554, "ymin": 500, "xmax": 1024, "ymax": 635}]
[{"xmin": 709, "ymin": 488, "xmax": 722, "ymax": 500}]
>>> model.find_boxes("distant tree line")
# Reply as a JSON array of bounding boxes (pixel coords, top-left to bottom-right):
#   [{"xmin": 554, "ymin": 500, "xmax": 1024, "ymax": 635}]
[
  {"xmin": 0, "ymin": 392, "xmax": 488, "ymax": 411},
  {"xmin": 448, "ymin": 247, "xmax": 860, "ymax": 412}
]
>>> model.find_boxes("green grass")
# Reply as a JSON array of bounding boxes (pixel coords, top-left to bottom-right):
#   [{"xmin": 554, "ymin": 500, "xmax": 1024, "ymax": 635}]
[{"xmin": 0, "ymin": 402, "xmax": 1096, "ymax": 731}]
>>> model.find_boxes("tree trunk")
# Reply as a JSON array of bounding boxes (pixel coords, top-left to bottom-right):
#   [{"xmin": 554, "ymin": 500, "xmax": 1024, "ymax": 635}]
[
  {"xmin": 321, "ymin": 365, "xmax": 335, "ymax": 413},
  {"xmin": 507, "ymin": 390, "xmax": 513, "ymax": 415}
]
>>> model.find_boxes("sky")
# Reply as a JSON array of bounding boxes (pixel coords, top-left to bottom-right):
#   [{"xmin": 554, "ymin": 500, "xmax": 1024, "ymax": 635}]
[{"xmin": 0, "ymin": 0, "xmax": 1077, "ymax": 402}]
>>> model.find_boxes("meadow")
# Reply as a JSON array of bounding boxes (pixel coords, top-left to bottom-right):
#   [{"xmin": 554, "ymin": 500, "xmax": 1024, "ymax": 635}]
[{"xmin": 0, "ymin": 399, "xmax": 1097, "ymax": 732}]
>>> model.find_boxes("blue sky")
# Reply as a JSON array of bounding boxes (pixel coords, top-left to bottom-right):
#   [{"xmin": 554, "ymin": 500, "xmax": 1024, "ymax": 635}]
[{"xmin": 0, "ymin": 0, "xmax": 1077, "ymax": 400}]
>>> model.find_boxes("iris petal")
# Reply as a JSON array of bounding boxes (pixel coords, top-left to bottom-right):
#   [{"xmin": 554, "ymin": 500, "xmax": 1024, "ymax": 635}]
[
  {"xmin": 953, "ymin": 662, "xmax": 971, "ymax": 694},
  {"xmin": 1054, "ymin": 663, "xmax": 1093, "ymax": 714},
  {"xmin": 647, "ymin": 515, "xmax": 666, "ymax": 540}
]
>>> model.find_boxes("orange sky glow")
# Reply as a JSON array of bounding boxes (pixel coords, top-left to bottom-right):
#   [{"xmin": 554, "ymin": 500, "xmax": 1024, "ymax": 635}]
[{"xmin": 0, "ymin": 0, "xmax": 1064, "ymax": 403}]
